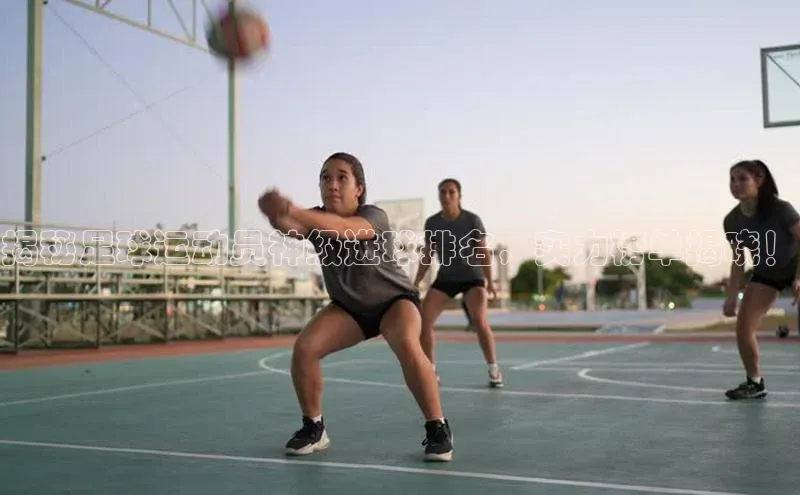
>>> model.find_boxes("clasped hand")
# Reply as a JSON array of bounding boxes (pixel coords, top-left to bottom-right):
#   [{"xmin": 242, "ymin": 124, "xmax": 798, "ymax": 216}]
[{"xmin": 258, "ymin": 188, "xmax": 293, "ymax": 220}]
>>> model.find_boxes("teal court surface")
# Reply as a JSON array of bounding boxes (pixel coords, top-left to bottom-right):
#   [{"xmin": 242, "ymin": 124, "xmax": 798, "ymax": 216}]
[{"xmin": 1, "ymin": 335, "xmax": 800, "ymax": 495}]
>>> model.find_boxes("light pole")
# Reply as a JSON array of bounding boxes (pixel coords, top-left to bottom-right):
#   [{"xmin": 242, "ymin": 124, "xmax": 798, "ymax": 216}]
[
  {"xmin": 535, "ymin": 240, "xmax": 543, "ymax": 295},
  {"xmin": 618, "ymin": 236, "xmax": 647, "ymax": 310},
  {"xmin": 583, "ymin": 235, "xmax": 646, "ymax": 311}
]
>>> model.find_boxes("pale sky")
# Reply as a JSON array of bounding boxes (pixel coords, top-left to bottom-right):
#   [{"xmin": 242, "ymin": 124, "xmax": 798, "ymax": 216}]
[{"xmin": 1, "ymin": 0, "xmax": 799, "ymax": 285}]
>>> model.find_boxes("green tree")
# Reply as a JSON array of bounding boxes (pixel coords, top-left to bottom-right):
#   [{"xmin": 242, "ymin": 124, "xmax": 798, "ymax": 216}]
[
  {"xmin": 510, "ymin": 259, "xmax": 571, "ymax": 301},
  {"xmin": 596, "ymin": 252, "xmax": 704, "ymax": 307}
]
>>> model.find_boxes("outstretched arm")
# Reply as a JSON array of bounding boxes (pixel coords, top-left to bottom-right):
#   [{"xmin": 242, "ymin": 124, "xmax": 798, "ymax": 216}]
[
  {"xmin": 726, "ymin": 254, "xmax": 744, "ymax": 300},
  {"xmin": 258, "ymin": 189, "xmax": 310, "ymax": 240},
  {"xmin": 477, "ymin": 237, "xmax": 494, "ymax": 290},
  {"xmin": 259, "ymin": 188, "xmax": 380, "ymax": 241},
  {"xmin": 414, "ymin": 242, "xmax": 434, "ymax": 287},
  {"xmin": 724, "ymin": 228, "xmax": 744, "ymax": 300},
  {"xmin": 471, "ymin": 214, "xmax": 495, "ymax": 294},
  {"xmin": 288, "ymin": 204, "xmax": 377, "ymax": 241},
  {"xmin": 268, "ymin": 214, "xmax": 310, "ymax": 240}
]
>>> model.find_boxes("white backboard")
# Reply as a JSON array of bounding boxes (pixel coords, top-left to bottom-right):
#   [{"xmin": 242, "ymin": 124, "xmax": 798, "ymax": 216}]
[{"xmin": 374, "ymin": 198, "xmax": 425, "ymax": 232}]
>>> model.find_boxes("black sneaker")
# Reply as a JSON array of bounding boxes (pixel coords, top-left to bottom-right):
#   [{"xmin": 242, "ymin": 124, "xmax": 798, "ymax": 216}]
[
  {"xmin": 285, "ymin": 416, "xmax": 330, "ymax": 456},
  {"xmin": 422, "ymin": 419, "xmax": 453, "ymax": 462},
  {"xmin": 725, "ymin": 377, "xmax": 767, "ymax": 400}
]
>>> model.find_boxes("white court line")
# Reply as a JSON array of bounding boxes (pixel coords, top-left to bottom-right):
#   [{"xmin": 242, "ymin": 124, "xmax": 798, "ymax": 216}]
[
  {"xmin": 0, "ymin": 439, "xmax": 746, "ymax": 495},
  {"xmin": 256, "ymin": 356, "xmax": 800, "ymax": 408},
  {"xmin": 510, "ymin": 343, "xmax": 650, "ymax": 370},
  {"xmin": 0, "ymin": 350, "xmax": 293, "ymax": 408},
  {"xmin": 534, "ymin": 361, "xmax": 800, "ymax": 371},
  {"xmin": 711, "ymin": 345, "xmax": 797, "ymax": 357},
  {"xmin": 0, "ymin": 353, "xmax": 458, "ymax": 408},
  {"xmin": 320, "ymin": 359, "xmax": 533, "ymax": 367},
  {"xmin": 0, "ymin": 370, "xmax": 271, "ymax": 408},
  {"xmin": 530, "ymin": 366, "xmax": 800, "ymax": 376},
  {"xmin": 577, "ymin": 369, "xmax": 800, "ymax": 396}
]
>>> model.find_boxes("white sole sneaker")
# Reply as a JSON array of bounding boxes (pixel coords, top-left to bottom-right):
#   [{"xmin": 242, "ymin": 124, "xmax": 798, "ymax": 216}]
[
  {"xmin": 285, "ymin": 430, "xmax": 331, "ymax": 456},
  {"xmin": 489, "ymin": 371, "xmax": 503, "ymax": 388},
  {"xmin": 424, "ymin": 450, "xmax": 453, "ymax": 462}
]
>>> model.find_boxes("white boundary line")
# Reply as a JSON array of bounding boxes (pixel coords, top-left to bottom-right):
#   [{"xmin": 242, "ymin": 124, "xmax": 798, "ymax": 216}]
[
  {"xmin": 4, "ymin": 349, "xmax": 800, "ymax": 410},
  {"xmin": 256, "ymin": 356, "xmax": 800, "ymax": 408},
  {"xmin": 0, "ymin": 354, "xmax": 514, "ymax": 408},
  {"xmin": 534, "ymin": 367, "xmax": 800, "ymax": 376},
  {"xmin": 510, "ymin": 343, "xmax": 650, "ymax": 370},
  {"xmin": 0, "ymin": 370, "xmax": 272, "ymax": 408},
  {"xmin": 0, "ymin": 438, "xmax": 746, "ymax": 495},
  {"xmin": 0, "ymin": 351, "xmax": 291, "ymax": 408},
  {"xmin": 711, "ymin": 345, "xmax": 797, "ymax": 357},
  {"xmin": 577, "ymin": 369, "xmax": 800, "ymax": 396},
  {"xmin": 531, "ymin": 361, "xmax": 800, "ymax": 370}
]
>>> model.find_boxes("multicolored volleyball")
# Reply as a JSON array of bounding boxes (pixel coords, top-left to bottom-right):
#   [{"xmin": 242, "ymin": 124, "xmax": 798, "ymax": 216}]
[{"xmin": 206, "ymin": 5, "xmax": 270, "ymax": 60}]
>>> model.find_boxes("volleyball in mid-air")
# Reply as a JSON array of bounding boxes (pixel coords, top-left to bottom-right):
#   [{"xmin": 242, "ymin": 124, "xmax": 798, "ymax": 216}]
[{"xmin": 206, "ymin": 5, "xmax": 270, "ymax": 60}]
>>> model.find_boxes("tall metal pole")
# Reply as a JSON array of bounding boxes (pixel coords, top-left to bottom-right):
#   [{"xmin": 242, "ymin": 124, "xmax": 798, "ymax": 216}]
[
  {"xmin": 535, "ymin": 240, "xmax": 543, "ymax": 295},
  {"xmin": 227, "ymin": 0, "xmax": 238, "ymax": 256},
  {"xmin": 25, "ymin": 0, "xmax": 44, "ymax": 234},
  {"xmin": 636, "ymin": 260, "xmax": 647, "ymax": 310},
  {"xmin": 624, "ymin": 236, "xmax": 647, "ymax": 311}
]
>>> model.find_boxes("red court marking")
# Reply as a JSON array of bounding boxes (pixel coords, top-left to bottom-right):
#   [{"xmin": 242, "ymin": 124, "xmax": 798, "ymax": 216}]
[{"xmin": 0, "ymin": 336, "xmax": 296, "ymax": 371}]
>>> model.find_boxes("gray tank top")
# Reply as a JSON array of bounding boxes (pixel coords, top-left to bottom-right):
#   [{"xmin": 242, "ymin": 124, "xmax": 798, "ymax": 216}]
[
  {"xmin": 723, "ymin": 198, "xmax": 800, "ymax": 280},
  {"xmin": 424, "ymin": 209, "xmax": 487, "ymax": 283},
  {"xmin": 307, "ymin": 204, "xmax": 417, "ymax": 312}
]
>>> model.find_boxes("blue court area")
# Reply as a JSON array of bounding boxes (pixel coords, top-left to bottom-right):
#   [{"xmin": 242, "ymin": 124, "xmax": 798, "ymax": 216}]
[{"xmin": 1, "ymin": 336, "xmax": 799, "ymax": 494}]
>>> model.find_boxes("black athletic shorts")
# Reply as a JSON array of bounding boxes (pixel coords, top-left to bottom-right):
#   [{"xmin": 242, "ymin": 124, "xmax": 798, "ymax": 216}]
[
  {"xmin": 750, "ymin": 273, "xmax": 796, "ymax": 292},
  {"xmin": 330, "ymin": 292, "xmax": 422, "ymax": 340},
  {"xmin": 430, "ymin": 278, "xmax": 486, "ymax": 299}
]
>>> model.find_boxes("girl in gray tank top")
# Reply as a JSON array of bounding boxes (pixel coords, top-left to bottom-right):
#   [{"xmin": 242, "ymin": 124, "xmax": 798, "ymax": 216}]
[
  {"xmin": 722, "ymin": 159, "xmax": 800, "ymax": 401},
  {"xmin": 257, "ymin": 152, "xmax": 453, "ymax": 462},
  {"xmin": 414, "ymin": 178, "xmax": 503, "ymax": 389}
]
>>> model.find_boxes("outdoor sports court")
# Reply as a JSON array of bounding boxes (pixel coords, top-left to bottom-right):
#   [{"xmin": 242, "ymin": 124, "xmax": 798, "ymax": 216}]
[{"xmin": 1, "ymin": 332, "xmax": 799, "ymax": 495}]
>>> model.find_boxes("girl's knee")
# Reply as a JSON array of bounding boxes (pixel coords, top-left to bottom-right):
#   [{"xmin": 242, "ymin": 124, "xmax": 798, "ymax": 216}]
[
  {"xmin": 293, "ymin": 337, "xmax": 323, "ymax": 363},
  {"xmin": 472, "ymin": 318, "xmax": 492, "ymax": 334},
  {"xmin": 391, "ymin": 337, "xmax": 425, "ymax": 364}
]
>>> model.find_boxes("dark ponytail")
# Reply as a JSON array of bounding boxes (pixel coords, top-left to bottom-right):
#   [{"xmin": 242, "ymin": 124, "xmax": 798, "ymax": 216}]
[
  {"xmin": 731, "ymin": 160, "xmax": 779, "ymax": 218},
  {"xmin": 438, "ymin": 178, "xmax": 462, "ymax": 193}
]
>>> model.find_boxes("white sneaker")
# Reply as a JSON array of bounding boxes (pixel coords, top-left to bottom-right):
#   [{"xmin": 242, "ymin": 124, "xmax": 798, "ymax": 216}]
[{"xmin": 488, "ymin": 367, "xmax": 503, "ymax": 388}]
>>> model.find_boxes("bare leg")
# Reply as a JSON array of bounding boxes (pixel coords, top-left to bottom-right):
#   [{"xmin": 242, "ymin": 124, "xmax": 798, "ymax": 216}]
[
  {"xmin": 725, "ymin": 281, "xmax": 776, "ymax": 400},
  {"xmin": 735, "ymin": 282, "xmax": 777, "ymax": 379},
  {"xmin": 382, "ymin": 299, "xmax": 443, "ymax": 419},
  {"xmin": 380, "ymin": 298, "xmax": 453, "ymax": 462},
  {"xmin": 463, "ymin": 286, "xmax": 498, "ymax": 364},
  {"xmin": 285, "ymin": 304, "xmax": 364, "ymax": 455},
  {"xmin": 419, "ymin": 288, "xmax": 450, "ymax": 365}
]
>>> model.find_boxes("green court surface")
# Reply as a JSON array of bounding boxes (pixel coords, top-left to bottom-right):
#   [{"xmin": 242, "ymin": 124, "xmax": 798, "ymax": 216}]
[{"xmin": 1, "ymin": 338, "xmax": 799, "ymax": 494}]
